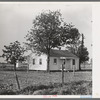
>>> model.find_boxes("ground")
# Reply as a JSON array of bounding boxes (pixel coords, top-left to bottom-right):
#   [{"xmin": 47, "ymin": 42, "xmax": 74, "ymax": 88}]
[{"xmin": 0, "ymin": 71, "xmax": 92, "ymax": 95}]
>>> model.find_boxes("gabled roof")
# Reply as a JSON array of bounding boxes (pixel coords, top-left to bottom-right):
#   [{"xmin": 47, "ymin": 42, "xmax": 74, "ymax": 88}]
[{"xmin": 50, "ymin": 49, "xmax": 78, "ymax": 58}]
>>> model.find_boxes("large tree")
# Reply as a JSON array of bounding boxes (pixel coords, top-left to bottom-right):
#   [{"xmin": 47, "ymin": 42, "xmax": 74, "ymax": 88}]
[
  {"xmin": 2, "ymin": 41, "xmax": 25, "ymax": 90},
  {"xmin": 66, "ymin": 27, "xmax": 81, "ymax": 54},
  {"xmin": 77, "ymin": 34, "xmax": 89, "ymax": 70},
  {"xmin": 67, "ymin": 32, "xmax": 89, "ymax": 70},
  {"xmin": 63, "ymin": 26, "xmax": 89, "ymax": 70},
  {"xmin": 25, "ymin": 10, "xmax": 69, "ymax": 72}
]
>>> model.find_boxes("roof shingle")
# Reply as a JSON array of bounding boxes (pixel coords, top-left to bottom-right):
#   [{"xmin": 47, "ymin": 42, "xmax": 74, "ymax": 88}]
[{"xmin": 50, "ymin": 49, "xmax": 78, "ymax": 58}]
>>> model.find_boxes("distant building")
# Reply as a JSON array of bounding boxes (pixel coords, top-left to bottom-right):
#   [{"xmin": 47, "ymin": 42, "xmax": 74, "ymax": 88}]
[{"xmin": 28, "ymin": 49, "xmax": 79, "ymax": 71}]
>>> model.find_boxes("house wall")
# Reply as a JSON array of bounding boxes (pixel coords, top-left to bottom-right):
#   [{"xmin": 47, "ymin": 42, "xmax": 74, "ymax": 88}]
[
  {"xmin": 28, "ymin": 53, "xmax": 47, "ymax": 70},
  {"xmin": 49, "ymin": 57, "xmax": 79, "ymax": 70},
  {"xmin": 75, "ymin": 58, "xmax": 79, "ymax": 70},
  {"xmin": 28, "ymin": 53, "xmax": 79, "ymax": 71},
  {"xmin": 71, "ymin": 58, "xmax": 79, "ymax": 70},
  {"xmin": 49, "ymin": 57, "xmax": 63, "ymax": 70},
  {"xmin": 65, "ymin": 59, "xmax": 71, "ymax": 70}
]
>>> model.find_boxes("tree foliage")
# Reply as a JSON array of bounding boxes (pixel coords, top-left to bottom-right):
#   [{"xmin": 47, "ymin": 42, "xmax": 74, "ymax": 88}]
[
  {"xmin": 77, "ymin": 34, "xmax": 89, "ymax": 70},
  {"xmin": 63, "ymin": 26, "xmax": 89, "ymax": 70},
  {"xmin": 77, "ymin": 46, "xmax": 89, "ymax": 63},
  {"xmin": 25, "ymin": 10, "xmax": 89, "ymax": 71},
  {"xmin": 25, "ymin": 10, "xmax": 69, "ymax": 72},
  {"xmin": 66, "ymin": 27, "xmax": 81, "ymax": 54},
  {"xmin": 2, "ymin": 41, "xmax": 26, "ymax": 90},
  {"xmin": 2, "ymin": 41, "xmax": 25, "ymax": 65},
  {"xmin": 26, "ymin": 11, "xmax": 62, "ymax": 53},
  {"xmin": 66, "ymin": 32, "xmax": 89, "ymax": 70}
]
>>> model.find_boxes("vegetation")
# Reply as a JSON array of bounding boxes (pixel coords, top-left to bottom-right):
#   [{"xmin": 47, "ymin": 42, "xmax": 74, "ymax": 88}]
[
  {"xmin": 65, "ymin": 30, "xmax": 89, "ymax": 70},
  {"xmin": 2, "ymin": 41, "xmax": 25, "ymax": 64},
  {"xmin": 65, "ymin": 26, "xmax": 81, "ymax": 55},
  {"xmin": 77, "ymin": 34, "xmax": 89, "ymax": 70},
  {"xmin": 0, "ymin": 80, "xmax": 92, "ymax": 95},
  {"xmin": 17, "ymin": 80, "xmax": 92, "ymax": 95},
  {"xmin": 0, "ymin": 71, "xmax": 92, "ymax": 95},
  {"xmin": 0, "ymin": 10, "xmax": 90, "ymax": 95},
  {"xmin": 2, "ymin": 41, "xmax": 25, "ymax": 90},
  {"xmin": 25, "ymin": 10, "xmax": 89, "ymax": 72},
  {"xmin": 26, "ymin": 10, "xmax": 63, "ymax": 72}
]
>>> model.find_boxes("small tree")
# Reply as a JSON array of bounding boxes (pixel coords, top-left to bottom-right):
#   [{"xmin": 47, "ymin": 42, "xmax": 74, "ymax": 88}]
[
  {"xmin": 2, "ymin": 41, "xmax": 25, "ymax": 90},
  {"xmin": 25, "ymin": 10, "xmax": 69, "ymax": 72}
]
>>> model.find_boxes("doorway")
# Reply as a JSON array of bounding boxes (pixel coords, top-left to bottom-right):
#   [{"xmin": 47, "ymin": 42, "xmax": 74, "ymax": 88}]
[{"xmin": 65, "ymin": 59, "xmax": 71, "ymax": 70}]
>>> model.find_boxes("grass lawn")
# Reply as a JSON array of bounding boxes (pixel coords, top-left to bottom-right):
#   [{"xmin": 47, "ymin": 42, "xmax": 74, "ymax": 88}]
[{"xmin": 0, "ymin": 71, "xmax": 92, "ymax": 95}]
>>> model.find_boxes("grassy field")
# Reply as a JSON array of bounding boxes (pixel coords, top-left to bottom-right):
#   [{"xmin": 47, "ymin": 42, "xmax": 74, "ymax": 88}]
[{"xmin": 0, "ymin": 71, "xmax": 92, "ymax": 95}]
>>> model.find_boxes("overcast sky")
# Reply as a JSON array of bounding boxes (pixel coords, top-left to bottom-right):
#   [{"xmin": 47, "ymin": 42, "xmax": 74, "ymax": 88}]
[{"xmin": 0, "ymin": 2, "xmax": 92, "ymax": 62}]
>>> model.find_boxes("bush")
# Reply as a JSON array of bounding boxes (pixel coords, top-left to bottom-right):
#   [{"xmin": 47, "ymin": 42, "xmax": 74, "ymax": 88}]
[
  {"xmin": 0, "ymin": 83, "xmax": 16, "ymax": 95},
  {"xmin": 17, "ymin": 81, "xmax": 92, "ymax": 95},
  {"xmin": 0, "ymin": 90, "xmax": 16, "ymax": 95},
  {"xmin": 0, "ymin": 81, "xmax": 92, "ymax": 95}
]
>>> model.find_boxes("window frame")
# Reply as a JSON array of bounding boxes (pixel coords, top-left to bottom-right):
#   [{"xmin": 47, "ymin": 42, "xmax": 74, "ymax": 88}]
[
  {"xmin": 72, "ymin": 59, "xmax": 75, "ymax": 65},
  {"xmin": 54, "ymin": 58, "xmax": 57, "ymax": 65},
  {"xmin": 39, "ymin": 58, "xmax": 42, "ymax": 65},
  {"xmin": 33, "ymin": 59, "xmax": 35, "ymax": 65}
]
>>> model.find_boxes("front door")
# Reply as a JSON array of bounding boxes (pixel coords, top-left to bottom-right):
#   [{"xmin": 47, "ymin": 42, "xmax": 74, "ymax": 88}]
[{"xmin": 65, "ymin": 59, "xmax": 71, "ymax": 70}]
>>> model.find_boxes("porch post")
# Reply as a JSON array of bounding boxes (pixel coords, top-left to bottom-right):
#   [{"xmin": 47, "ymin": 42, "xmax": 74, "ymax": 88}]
[
  {"xmin": 70, "ymin": 59, "xmax": 72, "ymax": 70},
  {"xmin": 73, "ymin": 64, "xmax": 75, "ymax": 76}
]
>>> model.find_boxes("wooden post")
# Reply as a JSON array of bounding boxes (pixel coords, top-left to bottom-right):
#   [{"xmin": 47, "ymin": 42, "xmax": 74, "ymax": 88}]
[
  {"xmin": 14, "ymin": 64, "xmax": 20, "ymax": 90},
  {"xmin": 25, "ymin": 57, "xmax": 30, "ymax": 85},
  {"xmin": 27, "ymin": 64, "xmax": 29, "ymax": 73},
  {"xmin": 73, "ymin": 65, "xmax": 75, "ymax": 76},
  {"xmin": 15, "ymin": 72, "xmax": 20, "ymax": 90},
  {"xmin": 62, "ymin": 64, "xmax": 64, "ymax": 86}
]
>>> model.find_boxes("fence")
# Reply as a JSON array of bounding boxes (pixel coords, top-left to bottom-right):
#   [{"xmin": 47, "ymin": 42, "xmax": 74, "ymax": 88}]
[{"xmin": 0, "ymin": 63, "xmax": 28, "ymax": 71}]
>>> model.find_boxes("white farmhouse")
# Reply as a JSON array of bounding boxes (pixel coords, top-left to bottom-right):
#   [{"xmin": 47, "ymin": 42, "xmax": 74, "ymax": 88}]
[{"xmin": 27, "ymin": 49, "xmax": 79, "ymax": 71}]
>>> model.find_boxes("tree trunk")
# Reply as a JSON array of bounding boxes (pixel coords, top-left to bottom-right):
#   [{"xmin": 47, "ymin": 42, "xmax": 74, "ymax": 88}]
[
  {"xmin": 47, "ymin": 49, "xmax": 50, "ymax": 72},
  {"xmin": 14, "ymin": 63, "xmax": 21, "ymax": 90},
  {"xmin": 79, "ymin": 60, "xmax": 81, "ymax": 71},
  {"xmin": 26, "ymin": 64, "xmax": 29, "ymax": 85},
  {"xmin": 47, "ymin": 53, "xmax": 50, "ymax": 72}
]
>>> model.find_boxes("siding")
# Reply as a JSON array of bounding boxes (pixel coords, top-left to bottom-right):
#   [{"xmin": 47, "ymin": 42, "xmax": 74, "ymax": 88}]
[
  {"xmin": 29, "ymin": 53, "xmax": 47, "ymax": 70},
  {"xmin": 28, "ymin": 53, "xmax": 79, "ymax": 71},
  {"xmin": 49, "ymin": 57, "xmax": 63, "ymax": 70},
  {"xmin": 49, "ymin": 57, "xmax": 79, "ymax": 70}
]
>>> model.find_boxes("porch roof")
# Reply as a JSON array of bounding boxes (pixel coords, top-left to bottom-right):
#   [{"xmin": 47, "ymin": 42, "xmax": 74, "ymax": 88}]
[{"xmin": 50, "ymin": 49, "xmax": 78, "ymax": 58}]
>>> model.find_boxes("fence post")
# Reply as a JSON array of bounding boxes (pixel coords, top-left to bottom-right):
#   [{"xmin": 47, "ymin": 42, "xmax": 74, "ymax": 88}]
[
  {"xmin": 14, "ymin": 64, "xmax": 20, "ymax": 90},
  {"xmin": 62, "ymin": 64, "xmax": 64, "ymax": 86}
]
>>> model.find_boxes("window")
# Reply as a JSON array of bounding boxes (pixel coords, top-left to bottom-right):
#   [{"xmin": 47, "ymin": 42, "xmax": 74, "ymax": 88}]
[
  {"xmin": 33, "ymin": 59, "xmax": 35, "ymax": 65},
  {"xmin": 54, "ymin": 58, "xmax": 57, "ymax": 64},
  {"xmin": 73, "ymin": 59, "xmax": 75, "ymax": 65},
  {"xmin": 39, "ymin": 59, "xmax": 42, "ymax": 65}
]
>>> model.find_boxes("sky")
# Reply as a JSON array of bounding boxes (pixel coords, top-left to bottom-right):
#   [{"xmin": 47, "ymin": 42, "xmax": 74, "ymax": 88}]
[{"xmin": 0, "ymin": 2, "xmax": 92, "ymax": 62}]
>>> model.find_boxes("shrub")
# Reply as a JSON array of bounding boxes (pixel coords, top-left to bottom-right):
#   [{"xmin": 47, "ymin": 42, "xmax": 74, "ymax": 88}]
[
  {"xmin": 17, "ymin": 81, "xmax": 92, "ymax": 95},
  {"xmin": 0, "ymin": 81, "xmax": 92, "ymax": 95},
  {"xmin": 0, "ymin": 83, "xmax": 16, "ymax": 95}
]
